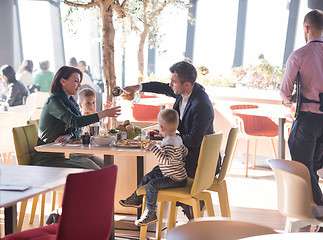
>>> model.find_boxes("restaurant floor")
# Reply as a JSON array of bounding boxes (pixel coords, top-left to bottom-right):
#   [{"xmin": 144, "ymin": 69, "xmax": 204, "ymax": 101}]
[{"xmin": 1, "ymin": 157, "xmax": 322, "ymax": 239}]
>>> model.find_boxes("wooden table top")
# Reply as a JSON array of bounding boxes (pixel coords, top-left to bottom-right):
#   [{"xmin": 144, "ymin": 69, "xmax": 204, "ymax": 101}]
[
  {"xmin": 35, "ymin": 142, "xmax": 154, "ymax": 157},
  {"xmin": 0, "ymin": 165, "xmax": 88, "ymax": 208}
]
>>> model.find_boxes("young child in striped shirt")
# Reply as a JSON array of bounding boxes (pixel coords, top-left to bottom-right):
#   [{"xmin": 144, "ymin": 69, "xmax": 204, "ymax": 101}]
[{"xmin": 119, "ymin": 109, "xmax": 188, "ymax": 226}]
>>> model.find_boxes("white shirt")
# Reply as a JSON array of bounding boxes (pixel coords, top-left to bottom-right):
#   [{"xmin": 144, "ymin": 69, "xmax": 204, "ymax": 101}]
[{"xmin": 179, "ymin": 93, "xmax": 191, "ymax": 120}]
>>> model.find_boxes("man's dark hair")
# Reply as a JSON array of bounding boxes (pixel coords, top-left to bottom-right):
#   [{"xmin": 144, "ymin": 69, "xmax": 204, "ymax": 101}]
[
  {"xmin": 169, "ymin": 61, "xmax": 197, "ymax": 85},
  {"xmin": 304, "ymin": 9, "xmax": 323, "ymax": 32},
  {"xmin": 50, "ymin": 66, "xmax": 83, "ymax": 94}
]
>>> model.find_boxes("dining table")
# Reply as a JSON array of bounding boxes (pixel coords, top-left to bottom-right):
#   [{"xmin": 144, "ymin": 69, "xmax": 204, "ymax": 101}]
[
  {"xmin": 35, "ymin": 141, "xmax": 155, "ymax": 239},
  {"xmin": 232, "ymin": 105, "xmax": 292, "ymax": 159},
  {"xmin": 0, "ymin": 165, "xmax": 88, "ymax": 236}
]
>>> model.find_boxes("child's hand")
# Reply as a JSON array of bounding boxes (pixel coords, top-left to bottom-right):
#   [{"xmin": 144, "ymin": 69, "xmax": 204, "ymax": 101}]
[{"xmin": 145, "ymin": 141, "xmax": 157, "ymax": 150}]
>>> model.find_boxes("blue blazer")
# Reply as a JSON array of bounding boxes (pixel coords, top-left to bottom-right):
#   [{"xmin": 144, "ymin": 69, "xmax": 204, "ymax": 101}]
[{"xmin": 142, "ymin": 82, "xmax": 215, "ymax": 177}]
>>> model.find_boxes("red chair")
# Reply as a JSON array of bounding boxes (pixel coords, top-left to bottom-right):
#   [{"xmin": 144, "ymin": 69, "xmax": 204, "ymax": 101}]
[
  {"xmin": 131, "ymin": 95, "xmax": 160, "ymax": 121},
  {"xmin": 229, "ymin": 104, "xmax": 278, "ymax": 177},
  {"xmin": 3, "ymin": 165, "xmax": 118, "ymax": 240}
]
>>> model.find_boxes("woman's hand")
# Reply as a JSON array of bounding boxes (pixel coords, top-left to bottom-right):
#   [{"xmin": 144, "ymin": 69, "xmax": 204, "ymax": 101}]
[
  {"xmin": 55, "ymin": 134, "xmax": 72, "ymax": 143},
  {"xmin": 97, "ymin": 106, "xmax": 121, "ymax": 119}
]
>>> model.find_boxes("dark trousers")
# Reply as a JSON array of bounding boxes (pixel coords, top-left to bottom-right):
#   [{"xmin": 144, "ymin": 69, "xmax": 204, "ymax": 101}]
[
  {"xmin": 134, "ymin": 165, "xmax": 187, "ymax": 211},
  {"xmin": 288, "ymin": 111, "xmax": 323, "ymax": 205}
]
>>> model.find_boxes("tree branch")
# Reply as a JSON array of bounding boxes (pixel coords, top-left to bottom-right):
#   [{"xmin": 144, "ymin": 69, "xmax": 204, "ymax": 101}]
[
  {"xmin": 64, "ymin": 0, "xmax": 98, "ymax": 9},
  {"xmin": 112, "ymin": 0, "xmax": 127, "ymax": 18}
]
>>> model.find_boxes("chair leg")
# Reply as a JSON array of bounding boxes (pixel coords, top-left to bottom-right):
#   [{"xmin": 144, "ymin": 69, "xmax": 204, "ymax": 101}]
[
  {"xmin": 229, "ymin": 139, "xmax": 238, "ymax": 171},
  {"xmin": 156, "ymin": 202, "xmax": 164, "ymax": 240},
  {"xmin": 191, "ymin": 199, "xmax": 201, "ymax": 219},
  {"xmin": 202, "ymin": 194, "xmax": 215, "ymax": 217},
  {"xmin": 2, "ymin": 152, "xmax": 12, "ymax": 165},
  {"xmin": 270, "ymin": 138, "xmax": 277, "ymax": 158},
  {"xmin": 18, "ymin": 200, "xmax": 28, "ymax": 231},
  {"xmin": 218, "ymin": 181, "xmax": 231, "ymax": 218},
  {"xmin": 253, "ymin": 139, "xmax": 257, "ymax": 169},
  {"xmin": 139, "ymin": 196, "xmax": 148, "ymax": 240},
  {"xmin": 39, "ymin": 193, "xmax": 46, "ymax": 227},
  {"xmin": 167, "ymin": 201, "xmax": 177, "ymax": 231},
  {"xmin": 29, "ymin": 195, "xmax": 40, "ymax": 224},
  {"xmin": 52, "ymin": 191, "xmax": 57, "ymax": 211},
  {"xmin": 246, "ymin": 139, "xmax": 250, "ymax": 177}
]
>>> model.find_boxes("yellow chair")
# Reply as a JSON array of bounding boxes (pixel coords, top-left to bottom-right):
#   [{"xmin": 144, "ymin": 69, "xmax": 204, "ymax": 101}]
[
  {"xmin": 167, "ymin": 217, "xmax": 277, "ymax": 240},
  {"xmin": 12, "ymin": 124, "xmax": 57, "ymax": 231},
  {"xmin": 206, "ymin": 126, "xmax": 238, "ymax": 218},
  {"xmin": 136, "ymin": 132, "xmax": 223, "ymax": 240},
  {"xmin": 25, "ymin": 119, "xmax": 60, "ymax": 227},
  {"xmin": 267, "ymin": 159, "xmax": 323, "ymax": 232}
]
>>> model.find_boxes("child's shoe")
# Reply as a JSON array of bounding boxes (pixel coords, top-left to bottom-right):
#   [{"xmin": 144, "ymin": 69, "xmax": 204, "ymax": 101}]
[
  {"xmin": 135, "ymin": 209, "xmax": 158, "ymax": 226},
  {"xmin": 119, "ymin": 194, "xmax": 142, "ymax": 208}
]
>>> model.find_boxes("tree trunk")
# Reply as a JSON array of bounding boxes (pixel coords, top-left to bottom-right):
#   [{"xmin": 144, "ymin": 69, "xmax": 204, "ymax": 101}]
[
  {"xmin": 100, "ymin": 3, "xmax": 116, "ymax": 102},
  {"xmin": 137, "ymin": 25, "xmax": 149, "ymax": 83}
]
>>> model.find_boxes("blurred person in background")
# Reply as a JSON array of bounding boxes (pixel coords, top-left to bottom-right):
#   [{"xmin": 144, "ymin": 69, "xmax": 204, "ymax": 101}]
[
  {"xmin": 0, "ymin": 65, "xmax": 29, "ymax": 107},
  {"xmin": 78, "ymin": 60, "xmax": 93, "ymax": 82},
  {"xmin": 77, "ymin": 60, "xmax": 95, "ymax": 90},
  {"xmin": 33, "ymin": 60, "xmax": 54, "ymax": 92},
  {"xmin": 16, "ymin": 60, "xmax": 33, "ymax": 88},
  {"xmin": 68, "ymin": 57, "xmax": 78, "ymax": 67}
]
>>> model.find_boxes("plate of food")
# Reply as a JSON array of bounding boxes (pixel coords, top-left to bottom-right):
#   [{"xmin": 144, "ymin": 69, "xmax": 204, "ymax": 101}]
[{"xmin": 114, "ymin": 139, "xmax": 148, "ymax": 148}]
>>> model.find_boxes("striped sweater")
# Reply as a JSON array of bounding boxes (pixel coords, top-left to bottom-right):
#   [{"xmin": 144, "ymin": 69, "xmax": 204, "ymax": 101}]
[{"xmin": 150, "ymin": 135, "xmax": 188, "ymax": 181}]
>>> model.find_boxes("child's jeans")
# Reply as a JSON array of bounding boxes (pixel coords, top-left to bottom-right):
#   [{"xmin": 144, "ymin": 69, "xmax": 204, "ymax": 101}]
[{"xmin": 134, "ymin": 165, "xmax": 187, "ymax": 211}]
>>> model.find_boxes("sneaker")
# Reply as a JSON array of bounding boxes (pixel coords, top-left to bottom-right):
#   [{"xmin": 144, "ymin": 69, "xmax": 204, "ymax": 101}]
[
  {"xmin": 119, "ymin": 195, "xmax": 142, "ymax": 208},
  {"xmin": 135, "ymin": 209, "xmax": 158, "ymax": 226}
]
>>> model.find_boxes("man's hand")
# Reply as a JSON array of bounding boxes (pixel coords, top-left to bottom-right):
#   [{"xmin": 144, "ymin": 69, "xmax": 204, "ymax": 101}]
[{"xmin": 124, "ymin": 85, "xmax": 140, "ymax": 95}]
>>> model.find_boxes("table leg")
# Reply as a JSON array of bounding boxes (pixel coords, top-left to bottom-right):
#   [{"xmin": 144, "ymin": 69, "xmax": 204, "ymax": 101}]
[
  {"xmin": 104, "ymin": 155, "xmax": 115, "ymax": 240},
  {"xmin": 278, "ymin": 118, "xmax": 286, "ymax": 159},
  {"xmin": 5, "ymin": 205, "xmax": 17, "ymax": 235}
]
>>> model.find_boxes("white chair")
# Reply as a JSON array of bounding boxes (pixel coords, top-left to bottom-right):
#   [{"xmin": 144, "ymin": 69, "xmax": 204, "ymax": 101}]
[{"xmin": 268, "ymin": 159, "xmax": 323, "ymax": 232}]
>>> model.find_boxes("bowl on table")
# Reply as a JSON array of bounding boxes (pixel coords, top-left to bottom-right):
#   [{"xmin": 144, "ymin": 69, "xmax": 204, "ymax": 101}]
[{"xmin": 92, "ymin": 135, "xmax": 116, "ymax": 146}]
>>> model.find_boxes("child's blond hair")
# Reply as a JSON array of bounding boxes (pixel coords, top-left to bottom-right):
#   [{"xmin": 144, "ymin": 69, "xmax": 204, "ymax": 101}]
[
  {"xmin": 78, "ymin": 88, "xmax": 96, "ymax": 103},
  {"xmin": 157, "ymin": 109, "xmax": 179, "ymax": 132}
]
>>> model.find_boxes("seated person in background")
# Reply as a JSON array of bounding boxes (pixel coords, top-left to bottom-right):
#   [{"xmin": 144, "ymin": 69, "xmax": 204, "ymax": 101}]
[
  {"xmin": 120, "ymin": 109, "xmax": 188, "ymax": 226},
  {"xmin": 32, "ymin": 66, "xmax": 121, "ymax": 169},
  {"xmin": 77, "ymin": 60, "xmax": 95, "ymax": 91},
  {"xmin": 16, "ymin": 60, "xmax": 34, "ymax": 88},
  {"xmin": 33, "ymin": 60, "xmax": 54, "ymax": 92},
  {"xmin": 0, "ymin": 65, "xmax": 29, "ymax": 107}
]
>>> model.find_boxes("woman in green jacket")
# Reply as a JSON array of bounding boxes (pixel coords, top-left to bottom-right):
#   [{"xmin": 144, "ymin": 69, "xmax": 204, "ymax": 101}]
[{"xmin": 32, "ymin": 66, "xmax": 121, "ymax": 169}]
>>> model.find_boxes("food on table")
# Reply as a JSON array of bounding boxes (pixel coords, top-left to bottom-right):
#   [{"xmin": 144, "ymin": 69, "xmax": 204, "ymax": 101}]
[
  {"xmin": 149, "ymin": 129, "xmax": 164, "ymax": 140},
  {"xmin": 84, "ymin": 110, "xmax": 97, "ymax": 115},
  {"xmin": 115, "ymin": 139, "xmax": 149, "ymax": 148},
  {"xmin": 115, "ymin": 120, "xmax": 141, "ymax": 139}
]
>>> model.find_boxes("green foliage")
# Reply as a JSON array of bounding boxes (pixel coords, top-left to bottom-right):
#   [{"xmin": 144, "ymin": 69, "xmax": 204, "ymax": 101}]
[{"xmin": 230, "ymin": 60, "xmax": 285, "ymax": 90}]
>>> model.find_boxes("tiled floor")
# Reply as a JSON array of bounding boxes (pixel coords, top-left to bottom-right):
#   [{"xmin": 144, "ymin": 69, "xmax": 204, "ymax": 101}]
[{"xmin": 1, "ymin": 156, "xmax": 322, "ymax": 239}]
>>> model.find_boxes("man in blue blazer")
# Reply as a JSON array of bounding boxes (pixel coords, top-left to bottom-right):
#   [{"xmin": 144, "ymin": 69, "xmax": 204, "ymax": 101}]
[
  {"xmin": 124, "ymin": 61, "xmax": 215, "ymax": 219},
  {"xmin": 125, "ymin": 61, "xmax": 215, "ymax": 178}
]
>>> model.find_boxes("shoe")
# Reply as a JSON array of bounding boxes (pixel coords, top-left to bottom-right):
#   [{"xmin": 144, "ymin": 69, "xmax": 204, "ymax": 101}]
[
  {"xmin": 181, "ymin": 204, "xmax": 194, "ymax": 220},
  {"xmin": 119, "ymin": 195, "xmax": 142, "ymax": 208},
  {"xmin": 135, "ymin": 209, "xmax": 158, "ymax": 226}
]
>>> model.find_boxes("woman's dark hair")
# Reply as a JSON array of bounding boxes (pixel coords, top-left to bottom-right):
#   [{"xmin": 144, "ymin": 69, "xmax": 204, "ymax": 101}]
[
  {"xmin": 17, "ymin": 60, "xmax": 33, "ymax": 74},
  {"xmin": 169, "ymin": 61, "xmax": 197, "ymax": 85},
  {"xmin": 0, "ymin": 65, "xmax": 17, "ymax": 84},
  {"xmin": 50, "ymin": 66, "xmax": 83, "ymax": 94}
]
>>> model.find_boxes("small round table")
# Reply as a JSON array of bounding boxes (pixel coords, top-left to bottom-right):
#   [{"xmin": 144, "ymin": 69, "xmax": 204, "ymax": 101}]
[{"xmin": 240, "ymin": 232, "xmax": 323, "ymax": 240}]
